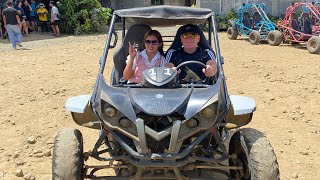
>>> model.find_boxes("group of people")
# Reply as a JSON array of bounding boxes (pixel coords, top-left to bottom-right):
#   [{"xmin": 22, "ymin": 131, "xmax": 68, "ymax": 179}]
[
  {"xmin": 0, "ymin": 0, "xmax": 60, "ymax": 49},
  {"xmin": 123, "ymin": 24, "xmax": 217, "ymax": 84}
]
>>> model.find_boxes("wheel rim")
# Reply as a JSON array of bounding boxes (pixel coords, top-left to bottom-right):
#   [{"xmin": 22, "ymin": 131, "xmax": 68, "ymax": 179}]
[
  {"xmin": 227, "ymin": 29, "xmax": 232, "ymax": 36},
  {"xmin": 230, "ymin": 147, "xmax": 250, "ymax": 179},
  {"xmin": 310, "ymin": 40, "xmax": 316, "ymax": 49},
  {"xmin": 269, "ymin": 34, "xmax": 275, "ymax": 41},
  {"xmin": 249, "ymin": 34, "xmax": 255, "ymax": 41}
]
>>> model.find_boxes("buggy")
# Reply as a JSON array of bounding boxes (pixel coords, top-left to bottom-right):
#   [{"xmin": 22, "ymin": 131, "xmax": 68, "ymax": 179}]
[
  {"xmin": 277, "ymin": 2, "xmax": 320, "ymax": 54},
  {"xmin": 52, "ymin": 5, "xmax": 280, "ymax": 180},
  {"xmin": 227, "ymin": 3, "xmax": 283, "ymax": 45}
]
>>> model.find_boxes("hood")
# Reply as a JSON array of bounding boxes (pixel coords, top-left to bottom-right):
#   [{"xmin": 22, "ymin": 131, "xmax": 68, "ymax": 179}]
[
  {"xmin": 129, "ymin": 88, "xmax": 193, "ymax": 116},
  {"xmin": 97, "ymin": 76, "xmax": 222, "ymax": 120}
]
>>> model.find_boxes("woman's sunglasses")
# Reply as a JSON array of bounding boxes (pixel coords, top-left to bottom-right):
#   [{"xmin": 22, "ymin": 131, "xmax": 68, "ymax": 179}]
[
  {"xmin": 145, "ymin": 40, "xmax": 159, "ymax": 45},
  {"xmin": 181, "ymin": 33, "xmax": 198, "ymax": 39}
]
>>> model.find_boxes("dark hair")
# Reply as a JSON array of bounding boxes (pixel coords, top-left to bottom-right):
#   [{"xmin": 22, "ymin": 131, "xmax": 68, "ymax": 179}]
[
  {"xmin": 15, "ymin": 0, "xmax": 21, "ymax": 6},
  {"xmin": 142, "ymin": 30, "xmax": 164, "ymax": 56},
  {"xmin": 50, "ymin": 1, "xmax": 55, "ymax": 5},
  {"xmin": 6, "ymin": 1, "xmax": 13, "ymax": 6},
  {"xmin": 291, "ymin": 2, "xmax": 295, "ymax": 6}
]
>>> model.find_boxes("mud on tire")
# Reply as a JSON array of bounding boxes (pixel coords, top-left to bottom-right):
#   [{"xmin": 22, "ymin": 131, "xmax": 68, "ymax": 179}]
[
  {"xmin": 227, "ymin": 27, "xmax": 238, "ymax": 40},
  {"xmin": 307, "ymin": 36, "xmax": 320, "ymax": 54},
  {"xmin": 248, "ymin": 30, "xmax": 260, "ymax": 45},
  {"xmin": 267, "ymin": 30, "xmax": 283, "ymax": 46},
  {"xmin": 52, "ymin": 128, "xmax": 84, "ymax": 180},
  {"xmin": 229, "ymin": 128, "xmax": 280, "ymax": 180}
]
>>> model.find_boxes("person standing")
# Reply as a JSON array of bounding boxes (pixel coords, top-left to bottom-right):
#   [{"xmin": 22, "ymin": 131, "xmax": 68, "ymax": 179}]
[
  {"xmin": 22, "ymin": 0, "xmax": 31, "ymax": 33},
  {"xmin": 37, "ymin": 3, "xmax": 48, "ymax": 33},
  {"xmin": 49, "ymin": 1, "xmax": 60, "ymax": 37},
  {"xmin": 3, "ymin": 0, "xmax": 22, "ymax": 49},
  {"xmin": 29, "ymin": 0, "xmax": 36, "ymax": 31},
  {"xmin": 15, "ymin": 0, "xmax": 28, "ymax": 36},
  {"xmin": 0, "ymin": 6, "xmax": 3, "ymax": 37},
  {"xmin": 1, "ymin": 1, "xmax": 8, "ymax": 39}
]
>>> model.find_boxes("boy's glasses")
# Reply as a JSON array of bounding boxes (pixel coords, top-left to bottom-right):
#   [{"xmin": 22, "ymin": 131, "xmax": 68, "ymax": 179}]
[
  {"xmin": 181, "ymin": 33, "xmax": 198, "ymax": 39},
  {"xmin": 145, "ymin": 40, "xmax": 159, "ymax": 45}
]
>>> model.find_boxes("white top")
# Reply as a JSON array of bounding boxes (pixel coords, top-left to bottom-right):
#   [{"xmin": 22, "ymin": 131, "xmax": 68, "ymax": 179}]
[
  {"xmin": 51, "ymin": 6, "xmax": 59, "ymax": 21},
  {"xmin": 126, "ymin": 49, "xmax": 164, "ymax": 70}
]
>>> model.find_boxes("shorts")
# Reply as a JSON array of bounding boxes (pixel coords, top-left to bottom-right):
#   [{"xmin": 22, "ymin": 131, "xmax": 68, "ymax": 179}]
[{"xmin": 51, "ymin": 20, "xmax": 60, "ymax": 26}]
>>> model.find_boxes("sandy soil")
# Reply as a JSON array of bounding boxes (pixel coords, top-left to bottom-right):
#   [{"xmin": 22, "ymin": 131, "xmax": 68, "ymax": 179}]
[{"xmin": 0, "ymin": 29, "xmax": 319, "ymax": 180}]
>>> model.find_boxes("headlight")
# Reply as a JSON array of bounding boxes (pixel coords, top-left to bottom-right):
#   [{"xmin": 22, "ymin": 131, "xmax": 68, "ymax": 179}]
[
  {"xmin": 102, "ymin": 105, "xmax": 118, "ymax": 117},
  {"xmin": 119, "ymin": 117, "xmax": 132, "ymax": 128},
  {"xmin": 186, "ymin": 118, "xmax": 199, "ymax": 128},
  {"xmin": 199, "ymin": 105, "xmax": 217, "ymax": 119}
]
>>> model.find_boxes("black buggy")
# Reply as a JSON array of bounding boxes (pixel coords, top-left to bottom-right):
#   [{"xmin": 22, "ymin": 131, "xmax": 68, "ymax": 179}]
[{"xmin": 53, "ymin": 5, "xmax": 280, "ymax": 180}]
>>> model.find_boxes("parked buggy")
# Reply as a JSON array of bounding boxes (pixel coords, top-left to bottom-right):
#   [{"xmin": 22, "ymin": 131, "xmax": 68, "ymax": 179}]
[
  {"xmin": 52, "ymin": 5, "xmax": 280, "ymax": 180},
  {"xmin": 227, "ymin": 3, "xmax": 283, "ymax": 45},
  {"xmin": 277, "ymin": 2, "xmax": 320, "ymax": 54}
]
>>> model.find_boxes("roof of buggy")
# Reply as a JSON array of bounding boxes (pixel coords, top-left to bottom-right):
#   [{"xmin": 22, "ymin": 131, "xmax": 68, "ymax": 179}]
[{"xmin": 114, "ymin": 5, "xmax": 214, "ymax": 26}]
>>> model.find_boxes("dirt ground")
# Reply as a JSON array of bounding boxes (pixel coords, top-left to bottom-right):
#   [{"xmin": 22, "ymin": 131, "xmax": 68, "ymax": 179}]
[{"xmin": 0, "ymin": 29, "xmax": 319, "ymax": 180}]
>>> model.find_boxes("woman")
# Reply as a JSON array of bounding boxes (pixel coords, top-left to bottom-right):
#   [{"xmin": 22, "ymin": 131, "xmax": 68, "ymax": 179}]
[
  {"xmin": 123, "ymin": 30, "xmax": 167, "ymax": 84},
  {"xmin": 15, "ymin": 0, "xmax": 28, "ymax": 36},
  {"xmin": 22, "ymin": 0, "xmax": 32, "ymax": 33}
]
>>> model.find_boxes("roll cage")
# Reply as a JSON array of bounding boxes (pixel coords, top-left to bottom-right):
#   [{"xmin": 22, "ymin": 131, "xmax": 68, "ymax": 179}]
[
  {"xmin": 233, "ymin": 3, "xmax": 276, "ymax": 38},
  {"xmin": 90, "ymin": 5, "xmax": 227, "ymax": 103},
  {"xmin": 277, "ymin": 2, "xmax": 320, "ymax": 43}
]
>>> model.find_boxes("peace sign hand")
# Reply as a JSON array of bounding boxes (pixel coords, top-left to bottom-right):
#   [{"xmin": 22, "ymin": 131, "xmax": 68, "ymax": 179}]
[{"xmin": 128, "ymin": 41, "xmax": 137, "ymax": 59}]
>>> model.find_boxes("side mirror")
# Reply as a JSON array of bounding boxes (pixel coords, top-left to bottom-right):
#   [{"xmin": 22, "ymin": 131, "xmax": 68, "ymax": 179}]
[{"xmin": 109, "ymin": 30, "xmax": 118, "ymax": 49}]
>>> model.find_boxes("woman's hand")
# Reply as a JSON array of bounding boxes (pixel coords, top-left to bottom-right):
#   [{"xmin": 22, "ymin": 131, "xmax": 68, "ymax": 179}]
[{"xmin": 128, "ymin": 41, "xmax": 137, "ymax": 60}]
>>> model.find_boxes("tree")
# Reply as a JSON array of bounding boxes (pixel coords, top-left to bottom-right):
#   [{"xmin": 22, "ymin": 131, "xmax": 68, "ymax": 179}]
[{"xmin": 57, "ymin": 0, "xmax": 112, "ymax": 34}]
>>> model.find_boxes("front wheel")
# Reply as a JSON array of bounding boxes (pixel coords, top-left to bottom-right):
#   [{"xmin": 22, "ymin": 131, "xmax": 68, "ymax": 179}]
[
  {"xmin": 267, "ymin": 30, "xmax": 283, "ymax": 46},
  {"xmin": 227, "ymin": 27, "xmax": 238, "ymax": 40},
  {"xmin": 248, "ymin": 30, "xmax": 260, "ymax": 45},
  {"xmin": 229, "ymin": 128, "xmax": 280, "ymax": 180},
  {"xmin": 307, "ymin": 36, "xmax": 320, "ymax": 54},
  {"xmin": 52, "ymin": 128, "xmax": 84, "ymax": 180}
]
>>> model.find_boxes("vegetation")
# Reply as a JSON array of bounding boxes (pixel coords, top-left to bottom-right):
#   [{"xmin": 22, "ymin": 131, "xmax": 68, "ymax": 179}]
[
  {"xmin": 225, "ymin": 8, "xmax": 237, "ymax": 20},
  {"xmin": 56, "ymin": 0, "xmax": 112, "ymax": 34}
]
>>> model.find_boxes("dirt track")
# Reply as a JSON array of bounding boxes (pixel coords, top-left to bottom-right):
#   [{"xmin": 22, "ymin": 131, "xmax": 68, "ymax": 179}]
[{"xmin": 0, "ymin": 29, "xmax": 319, "ymax": 180}]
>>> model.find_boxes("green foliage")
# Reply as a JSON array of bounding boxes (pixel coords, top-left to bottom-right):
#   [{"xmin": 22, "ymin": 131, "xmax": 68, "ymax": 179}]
[
  {"xmin": 56, "ymin": 0, "xmax": 112, "ymax": 34},
  {"xmin": 225, "ymin": 8, "xmax": 237, "ymax": 20}
]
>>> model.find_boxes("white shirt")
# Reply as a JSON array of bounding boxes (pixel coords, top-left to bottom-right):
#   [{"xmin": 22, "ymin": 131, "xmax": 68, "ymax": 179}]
[{"xmin": 51, "ymin": 6, "xmax": 59, "ymax": 21}]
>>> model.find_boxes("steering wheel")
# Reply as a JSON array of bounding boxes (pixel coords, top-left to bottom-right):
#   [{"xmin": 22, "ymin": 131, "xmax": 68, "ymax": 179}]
[{"xmin": 176, "ymin": 60, "xmax": 207, "ymax": 83}]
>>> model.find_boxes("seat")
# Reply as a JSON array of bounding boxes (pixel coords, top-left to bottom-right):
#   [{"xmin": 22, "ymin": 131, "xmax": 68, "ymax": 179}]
[
  {"xmin": 242, "ymin": 12, "xmax": 252, "ymax": 32},
  {"xmin": 292, "ymin": 19, "xmax": 301, "ymax": 32},
  {"xmin": 112, "ymin": 24, "xmax": 152, "ymax": 85},
  {"xmin": 252, "ymin": 12, "xmax": 262, "ymax": 30},
  {"xmin": 300, "ymin": 13, "xmax": 313, "ymax": 35}
]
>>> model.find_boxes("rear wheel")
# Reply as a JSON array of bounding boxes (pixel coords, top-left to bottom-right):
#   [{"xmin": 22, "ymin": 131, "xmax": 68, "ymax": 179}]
[
  {"xmin": 229, "ymin": 128, "xmax": 280, "ymax": 180},
  {"xmin": 267, "ymin": 30, "xmax": 283, "ymax": 46},
  {"xmin": 227, "ymin": 27, "xmax": 238, "ymax": 40},
  {"xmin": 248, "ymin": 30, "xmax": 260, "ymax": 45},
  {"xmin": 52, "ymin": 128, "xmax": 84, "ymax": 180},
  {"xmin": 307, "ymin": 36, "xmax": 320, "ymax": 54}
]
